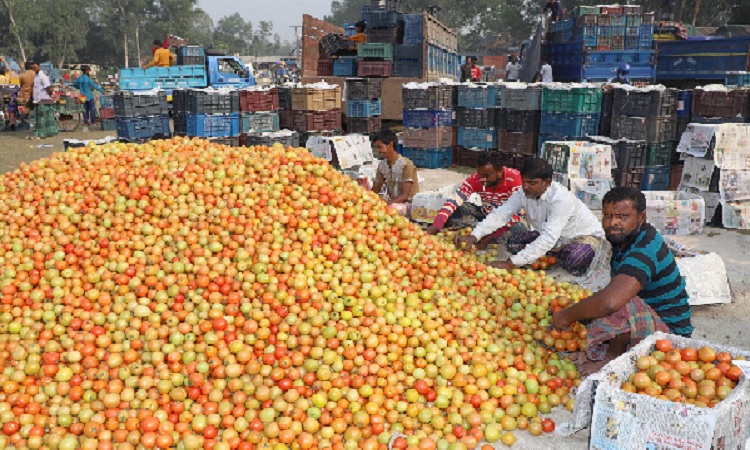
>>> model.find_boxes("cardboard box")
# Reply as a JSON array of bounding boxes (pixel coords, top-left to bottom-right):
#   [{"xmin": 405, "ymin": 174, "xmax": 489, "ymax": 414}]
[
  {"xmin": 643, "ymin": 191, "xmax": 706, "ymax": 235},
  {"xmin": 566, "ymin": 332, "xmax": 750, "ymax": 450}
]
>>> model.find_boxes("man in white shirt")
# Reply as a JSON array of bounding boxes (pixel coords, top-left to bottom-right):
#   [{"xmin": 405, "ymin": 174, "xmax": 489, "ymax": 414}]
[
  {"xmin": 505, "ymin": 56, "xmax": 521, "ymax": 82},
  {"xmin": 29, "ymin": 61, "xmax": 57, "ymax": 140},
  {"xmin": 539, "ymin": 60, "xmax": 553, "ymax": 83},
  {"xmin": 455, "ymin": 158, "xmax": 604, "ymax": 276}
]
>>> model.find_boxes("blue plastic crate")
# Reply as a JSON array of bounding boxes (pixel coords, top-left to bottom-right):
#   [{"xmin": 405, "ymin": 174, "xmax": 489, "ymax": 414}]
[
  {"xmin": 641, "ymin": 165, "xmax": 670, "ymax": 191},
  {"xmin": 344, "ymin": 23, "xmax": 357, "ymax": 37},
  {"xmin": 676, "ymin": 90, "xmax": 693, "ymax": 118},
  {"xmin": 402, "ymin": 109, "xmax": 454, "ymax": 128},
  {"xmin": 368, "ymin": 10, "xmax": 402, "ymax": 28},
  {"xmin": 457, "ymin": 85, "xmax": 497, "ymax": 108},
  {"xmin": 457, "ymin": 127, "xmax": 496, "ymax": 149},
  {"xmin": 100, "ymin": 119, "xmax": 116, "ymax": 132},
  {"xmin": 401, "ymin": 147, "xmax": 453, "ymax": 169},
  {"xmin": 347, "ymin": 99, "xmax": 382, "ymax": 118},
  {"xmin": 177, "ymin": 46, "xmax": 205, "ymax": 57},
  {"xmin": 726, "ymin": 72, "xmax": 750, "ymax": 87},
  {"xmin": 393, "ymin": 58, "xmax": 423, "ymax": 78},
  {"xmin": 186, "ymin": 113, "xmax": 240, "ymax": 137},
  {"xmin": 99, "ymin": 95, "xmax": 114, "ymax": 109},
  {"xmin": 540, "ymin": 112, "xmax": 600, "ymax": 137},
  {"xmin": 333, "ymin": 57, "xmax": 358, "ymax": 76},
  {"xmin": 115, "ymin": 115, "xmax": 171, "ymax": 140},
  {"xmin": 240, "ymin": 112, "xmax": 280, "ymax": 132},
  {"xmin": 639, "ymin": 24, "xmax": 655, "ymax": 36},
  {"xmin": 403, "ymin": 14, "xmax": 424, "ymax": 45},
  {"xmin": 582, "ymin": 35, "xmax": 597, "ymax": 48}
]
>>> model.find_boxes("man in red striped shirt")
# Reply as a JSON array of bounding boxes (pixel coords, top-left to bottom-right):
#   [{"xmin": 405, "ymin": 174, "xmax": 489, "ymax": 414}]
[{"xmin": 426, "ymin": 152, "xmax": 523, "ymax": 249}]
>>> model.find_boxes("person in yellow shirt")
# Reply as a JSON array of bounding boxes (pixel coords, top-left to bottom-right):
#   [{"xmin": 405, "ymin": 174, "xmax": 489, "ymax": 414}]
[
  {"xmin": 144, "ymin": 40, "xmax": 175, "ymax": 68},
  {"xmin": 350, "ymin": 21, "xmax": 367, "ymax": 44}
]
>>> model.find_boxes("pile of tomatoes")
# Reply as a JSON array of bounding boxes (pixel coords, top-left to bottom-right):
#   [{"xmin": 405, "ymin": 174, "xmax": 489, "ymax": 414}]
[{"xmin": 0, "ymin": 139, "xmax": 594, "ymax": 449}]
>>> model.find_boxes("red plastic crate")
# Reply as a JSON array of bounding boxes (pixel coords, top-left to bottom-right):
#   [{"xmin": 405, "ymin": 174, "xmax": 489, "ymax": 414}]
[
  {"xmin": 292, "ymin": 110, "xmax": 342, "ymax": 132},
  {"xmin": 356, "ymin": 61, "xmax": 393, "ymax": 77},
  {"xmin": 279, "ymin": 110, "xmax": 293, "ymax": 129},
  {"xmin": 99, "ymin": 108, "xmax": 115, "ymax": 119},
  {"xmin": 600, "ymin": 5, "xmax": 623, "ymax": 14},
  {"xmin": 240, "ymin": 89, "xmax": 280, "ymax": 112},
  {"xmin": 318, "ymin": 60, "xmax": 334, "ymax": 76}
]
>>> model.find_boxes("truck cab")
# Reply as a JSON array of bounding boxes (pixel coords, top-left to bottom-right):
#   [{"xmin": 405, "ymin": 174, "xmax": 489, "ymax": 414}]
[{"xmin": 206, "ymin": 56, "xmax": 255, "ymax": 88}]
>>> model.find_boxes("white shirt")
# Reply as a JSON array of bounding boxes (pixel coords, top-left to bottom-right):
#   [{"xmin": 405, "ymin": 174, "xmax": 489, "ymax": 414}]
[
  {"xmin": 506, "ymin": 62, "xmax": 521, "ymax": 80},
  {"xmin": 540, "ymin": 64, "xmax": 553, "ymax": 83},
  {"xmin": 471, "ymin": 181, "xmax": 604, "ymax": 266},
  {"xmin": 33, "ymin": 71, "xmax": 51, "ymax": 103}
]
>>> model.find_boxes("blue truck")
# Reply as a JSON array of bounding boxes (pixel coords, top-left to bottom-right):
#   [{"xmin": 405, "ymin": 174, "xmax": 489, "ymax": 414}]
[
  {"xmin": 655, "ymin": 36, "xmax": 750, "ymax": 86},
  {"xmin": 118, "ymin": 47, "xmax": 255, "ymax": 97}
]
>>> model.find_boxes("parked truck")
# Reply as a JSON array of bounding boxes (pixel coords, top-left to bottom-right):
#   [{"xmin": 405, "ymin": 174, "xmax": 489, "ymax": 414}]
[
  {"xmin": 118, "ymin": 46, "xmax": 255, "ymax": 98},
  {"xmin": 655, "ymin": 36, "xmax": 750, "ymax": 87}
]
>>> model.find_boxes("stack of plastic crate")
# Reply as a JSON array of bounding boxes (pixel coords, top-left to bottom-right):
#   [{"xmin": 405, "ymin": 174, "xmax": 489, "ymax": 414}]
[
  {"xmin": 494, "ymin": 84, "xmax": 542, "ymax": 161},
  {"xmin": 289, "ymin": 84, "xmax": 342, "ymax": 134},
  {"xmin": 170, "ymin": 88, "xmax": 241, "ymax": 144},
  {"xmin": 99, "ymin": 94, "xmax": 116, "ymax": 131},
  {"xmin": 539, "ymin": 84, "xmax": 601, "ymax": 152},
  {"xmin": 610, "ymin": 86, "xmax": 679, "ymax": 190},
  {"xmin": 401, "ymin": 83, "xmax": 454, "ymax": 168},
  {"xmin": 238, "ymin": 87, "xmax": 280, "ymax": 146},
  {"xmin": 454, "ymin": 84, "xmax": 498, "ymax": 167},
  {"xmin": 113, "ymin": 91, "xmax": 170, "ymax": 140},
  {"xmin": 345, "ymin": 78, "xmax": 382, "ymax": 134}
]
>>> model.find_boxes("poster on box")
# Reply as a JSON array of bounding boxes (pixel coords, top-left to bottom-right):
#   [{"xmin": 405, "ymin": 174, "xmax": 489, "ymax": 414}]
[
  {"xmin": 306, "ymin": 136, "xmax": 332, "ymax": 160},
  {"xmin": 570, "ymin": 179, "xmax": 613, "ymax": 210},
  {"xmin": 568, "ymin": 145, "xmax": 613, "ymax": 180},
  {"xmin": 713, "ymin": 129, "xmax": 750, "ymax": 170},
  {"xmin": 719, "ymin": 169, "xmax": 750, "ymax": 202},
  {"xmin": 331, "ymin": 135, "xmax": 374, "ymax": 169},
  {"xmin": 644, "ymin": 192, "xmax": 705, "ymax": 235},
  {"xmin": 679, "ymin": 156, "xmax": 715, "ymax": 192},
  {"xmin": 676, "ymin": 124, "xmax": 717, "ymax": 158},
  {"xmin": 722, "ymin": 201, "xmax": 750, "ymax": 229},
  {"xmin": 411, "ymin": 192, "xmax": 448, "ymax": 223},
  {"xmin": 679, "ymin": 187, "xmax": 721, "ymax": 223}
]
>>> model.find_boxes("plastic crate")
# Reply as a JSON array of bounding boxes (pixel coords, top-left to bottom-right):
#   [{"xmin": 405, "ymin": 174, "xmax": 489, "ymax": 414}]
[
  {"xmin": 185, "ymin": 90, "xmax": 240, "ymax": 114},
  {"xmin": 240, "ymin": 112, "xmax": 280, "ymax": 132},
  {"xmin": 403, "ymin": 14, "xmax": 424, "ymax": 45},
  {"xmin": 541, "ymin": 86, "xmax": 602, "ymax": 113},
  {"xmin": 173, "ymin": 112, "xmax": 187, "ymax": 136},
  {"xmin": 599, "ymin": 114, "xmax": 612, "ymax": 136},
  {"xmin": 612, "ymin": 87, "xmax": 677, "ymax": 117},
  {"xmin": 626, "ymin": 15, "xmax": 642, "ymax": 27},
  {"xmin": 402, "ymin": 85, "xmax": 452, "ymax": 110},
  {"xmin": 574, "ymin": 5, "xmax": 600, "ymax": 16},
  {"xmin": 208, "ymin": 137, "xmax": 240, "ymax": 147},
  {"xmin": 401, "ymin": 147, "xmax": 453, "ymax": 169},
  {"xmin": 497, "ymin": 109, "xmax": 541, "ymax": 133},
  {"xmin": 692, "ymin": 88, "xmax": 750, "ymax": 119},
  {"xmin": 317, "ymin": 60, "xmax": 334, "ymax": 76},
  {"xmin": 402, "ymin": 109, "xmax": 454, "ymax": 128},
  {"xmin": 292, "ymin": 110, "xmax": 342, "ymax": 132},
  {"xmin": 279, "ymin": 110, "xmax": 293, "ymax": 129},
  {"xmin": 394, "ymin": 44, "xmax": 423, "ymax": 59},
  {"xmin": 346, "ymin": 99, "xmax": 382, "ymax": 118},
  {"xmin": 676, "ymin": 90, "xmax": 693, "ymax": 118},
  {"xmin": 357, "ymin": 61, "xmax": 393, "ymax": 77},
  {"xmin": 371, "ymin": 0, "xmax": 403, "ymax": 11},
  {"xmin": 497, "ymin": 85, "xmax": 542, "ymax": 110},
  {"xmin": 346, "ymin": 78, "xmax": 383, "ymax": 100},
  {"xmin": 344, "ymin": 23, "xmax": 357, "ymax": 37},
  {"xmin": 457, "ymin": 127, "xmax": 496, "ymax": 149},
  {"xmin": 333, "ymin": 57, "xmax": 358, "ymax": 77},
  {"xmin": 540, "ymin": 111, "xmax": 600, "ymax": 137},
  {"xmin": 457, "ymin": 85, "xmax": 497, "ymax": 108},
  {"xmin": 100, "ymin": 118, "xmax": 116, "ymax": 132},
  {"xmin": 611, "ymin": 115, "xmax": 677, "ymax": 142},
  {"xmin": 726, "ymin": 72, "xmax": 750, "ymax": 87},
  {"xmin": 641, "ymin": 165, "xmax": 671, "ymax": 190},
  {"xmin": 186, "ymin": 113, "xmax": 240, "ymax": 137},
  {"xmin": 613, "ymin": 140, "xmax": 648, "ymax": 169},
  {"xmin": 498, "ymin": 130, "xmax": 538, "ymax": 156},
  {"xmin": 393, "ymin": 58, "xmax": 423, "ymax": 78},
  {"xmin": 691, "ymin": 116, "xmax": 748, "ymax": 124},
  {"xmin": 367, "ymin": 10, "xmax": 402, "ymax": 28},
  {"xmin": 539, "ymin": 141, "xmax": 573, "ymax": 173},
  {"xmin": 177, "ymin": 55, "xmax": 205, "ymax": 66},
  {"xmin": 177, "ymin": 46, "xmax": 205, "ymax": 57},
  {"xmin": 116, "ymin": 115, "xmax": 171, "ymax": 140},
  {"xmin": 357, "ymin": 43, "xmax": 394, "ymax": 60},
  {"xmin": 401, "ymin": 127, "xmax": 453, "ymax": 148},
  {"xmin": 290, "ymin": 88, "xmax": 341, "ymax": 111},
  {"xmin": 99, "ymin": 108, "xmax": 115, "ymax": 120},
  {"xmin": 277, "ymin": 87, "xmax": 292, "ymax": 110},
  {"xmin": 114, "ymin": 91, "xmax": 169, "ymax": 118},
  {"xmin": 366, "ymin": 27, "xmax": 402, "ymax": 44},
  {"xmin": 455, "ymin": 147, "xmax": 494, "ymax": 167},
  {"xmin": 99, "ymin": 95, "xmax": 114, "ymax": 109},
  {"xmin": 501, "ymin": 152, "xmax": 534, "ymax": 170},
  {"xmin": 646, "ymin": 141, "xmax": 675, "ymax": 166},
  {"xmin": 457, "ymin": 108, "xmax": 495, "ymax": 128},
  {"xmin": 319, "ymin": 34, "xmax": 358, "ymax": 58},
  {"xmin": 240, "ymin": 131, "xmax": 300, "ymax": 148},
  {"xmin": 240, "ymin": 88, "xmax": 280, "ymax": 112},
  {"xmin": 346, "ymin": 117, "xmax": 382, "ymax": 134},
  {"xmin": 612, "ymin": 167, "xmax": 644, "ymax": 188}
]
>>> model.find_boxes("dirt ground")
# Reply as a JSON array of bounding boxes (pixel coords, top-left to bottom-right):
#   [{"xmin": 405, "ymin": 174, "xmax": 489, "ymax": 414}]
[{"xmin": 1, "ymin": 135, "xmax": 749, "ymax": 448}]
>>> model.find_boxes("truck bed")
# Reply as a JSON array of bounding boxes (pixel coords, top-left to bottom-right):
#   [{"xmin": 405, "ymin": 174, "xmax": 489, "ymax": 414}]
[
  {"xmin": 656, "ymin": 36, "xmax": 750, "ymax": 82},
  {"xmin": 119, "ymin": 65, "xmax": 207, "ymax": 90}
]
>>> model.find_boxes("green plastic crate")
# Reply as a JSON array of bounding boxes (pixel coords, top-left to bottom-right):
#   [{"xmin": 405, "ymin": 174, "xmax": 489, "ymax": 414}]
[
  {"xmin": 575, "ymin": 5, "xmax": 600, "ymax": 16},
  {"xmin": 541, "ymin": 87, "xmax": 602, "ymax": 113},
  {"xmin": 646, "ymin": 141, "xmax": 674, "ymax": 166},
  {"xmin": 357, "ymin": 43, "xmax": 394, "ymax": 60}
]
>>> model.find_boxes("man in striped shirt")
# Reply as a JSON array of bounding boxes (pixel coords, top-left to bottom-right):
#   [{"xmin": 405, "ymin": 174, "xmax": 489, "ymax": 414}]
[
  {"xmin": 426, "ymin": 152, "xmax": 522, "ymax": 249},
  {"xmin": 552, "ymin": 187, "xmax": 693, "ymax": 375}
]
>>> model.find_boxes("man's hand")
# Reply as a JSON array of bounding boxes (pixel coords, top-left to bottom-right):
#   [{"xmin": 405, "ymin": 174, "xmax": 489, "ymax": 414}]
[
  {"xmin": 552, "ymin": 308, "xmax": 573, "ymax": 330},
  {"xmin": 426, "ymin": 225, "xmax": 440, "ymax": 236},
  {"xmin": 487, "ymin": 259, "xmax": 514, "ymax": 270},
  {"xmin": 453, "ymin": 234, "xmax": 477, "ymax": 250}
]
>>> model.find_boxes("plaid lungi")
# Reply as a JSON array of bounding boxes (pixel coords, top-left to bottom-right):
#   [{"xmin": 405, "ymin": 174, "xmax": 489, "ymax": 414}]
[{"xmin": 33, "ymin": 103, "xmax": 58, "ymax": 138}]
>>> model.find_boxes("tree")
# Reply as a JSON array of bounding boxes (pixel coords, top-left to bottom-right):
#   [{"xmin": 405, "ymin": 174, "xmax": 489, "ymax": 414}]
[
  {"xmin": 324, "ymin": 0, "xmax": 368, "ymax": 25},
  {"xmin": 213, "ymin": 13, "xmax": 254, "ymax": 52}
]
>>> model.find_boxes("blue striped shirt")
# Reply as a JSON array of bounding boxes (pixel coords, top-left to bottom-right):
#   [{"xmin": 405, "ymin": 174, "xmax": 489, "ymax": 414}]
[{"xmin": 611, "ymin": 223, "xmax": 693, "ymax": 336}]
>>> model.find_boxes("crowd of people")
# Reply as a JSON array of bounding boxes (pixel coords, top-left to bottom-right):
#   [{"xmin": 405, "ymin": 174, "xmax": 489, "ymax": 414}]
[{"xmin": 368, "ymin": 130, "xmax": 692, "ymax": 375}]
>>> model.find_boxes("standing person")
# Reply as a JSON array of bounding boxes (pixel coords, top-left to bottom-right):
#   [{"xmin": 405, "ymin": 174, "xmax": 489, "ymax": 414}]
[
  {"xmin": 505, "ymin": 56, "xmax": 521, "ymax": 82},
  {"xmin": 144, "ymin": 40, "xmax": 175, "ymax": 68},
  {"xmin": 72, "ymin": 65, "xmax": 105, "ymax": 127},
  {"xmin": 426, "ymin": 152, "xmax": 523, "ymax": 247},
  {"xmin": 543, "ymin": 0, "xmax": 563, "ymax": 22},
  {"xmin": 28, "ymin": 61, "xmax": 57, "ymax": 140},
  {"xmin": 371, "ymin": 130, "xmax": 420, "ymax": 216},
  {"xmin": 539, "ymin": 59, "xmax": 553, "ymax": 82},
  {"xmin": 350, "ymin": 21, "xmax": 368, "ymax": 44},
  {"xmin": 454, "ymin": 158, "xmax": 604, "ymax": 275},
  {"xmin": 470, "ymin": 58, "xmax": 483, "ymax": 82},
  {"xmin": 8, "ymin": 62, "xmax": 35, "ymax": 131},
  {"xmin": 460, "ymin": 57, "xmax": 473, "ymax": 82},
  {"xmin": 552, "ymin": 187, "xmax": 692, "ymax": 375}
]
